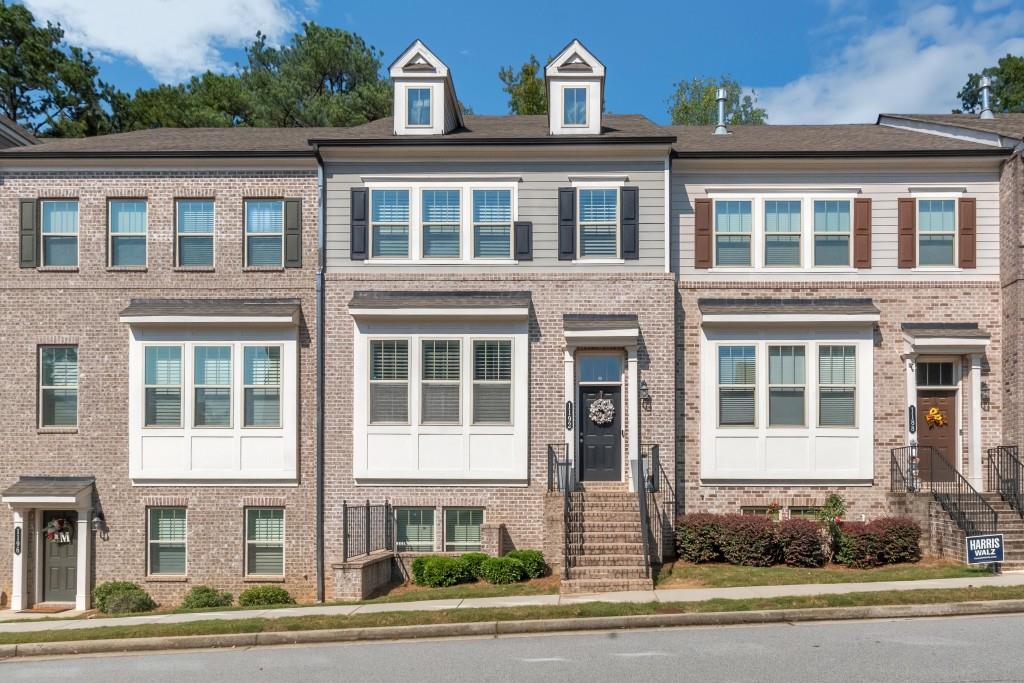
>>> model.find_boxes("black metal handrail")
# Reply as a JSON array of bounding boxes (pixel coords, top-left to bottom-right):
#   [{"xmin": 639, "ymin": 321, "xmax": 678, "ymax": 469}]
[
  {"xmin": 342, "ymin": 500, "xmax": 392, "ymax": 561},
  {"xmin": 640, "ymin": 443, "xmax": 673, "ymax": 566},
  {"xmin": 988, "ymin": 445, "xmax": 1024, "ymax": 518},
  {"xmin": 636, "ymin": 451, "xmax": 653, "ymax": 580},
  {"xmin": 547, "ymin": 443, "xmax": 576, "ymax": 579},
  {"xmin": 924, "ymin": 446, "xmax": 997, "ymax": 536},
  {"xmin": 890, "ymin": 445, "xmax": 919, "ymax": 493}
]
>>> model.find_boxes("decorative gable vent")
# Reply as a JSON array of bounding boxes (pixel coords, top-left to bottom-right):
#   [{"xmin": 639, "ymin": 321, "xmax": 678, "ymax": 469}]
[
  {"xmin": 545, "ymin": 39, "xmax": 605, "ymax": 136},
  {"xmin": 388, "ymin": 39, "xmax": 463, "ymax": 136}
]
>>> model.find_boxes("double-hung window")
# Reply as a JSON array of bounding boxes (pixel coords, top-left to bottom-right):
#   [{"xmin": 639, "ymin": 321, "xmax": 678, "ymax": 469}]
[
  {"xmin": 818, "ymin": 345, "xmax": 856, "ymax": 427},
  {"xmin": 407, "ymin": 87, "xmax": 431, "ymax": 127},
  {"xmin": 244, "ymin": 346, "xmax": 281, "ymax": 428},
  {"xmin": 918, "ymin": 199, "xmax": 956, "ymax": 266},
  {"xmin": 40, "ymin": 200, "xmax": 78, "ymax": 267},
  {"xmin": 370, "ymin": 190, "xmax": 410, "ymax": 259},
  {"xmin": 40, "ymin": 345, "xmax": 77, "ymax": 427},
  {"xmin": 245, "ymin": 200, "xmax": 284, "ymax": 267},
  {"xmin": 176, "ymin": 199, "xmax": 215, "ymax": 267},
  {"xmin": 145, "ymin": 346, "xmax": 182, "ymax": 427},
  {"xmin": 109, "ymin": 200, "xmax": 147, "ymax": 267},
  {"xmin": 421, "ymin": 189, "xmax": 461, "ymax": 258},
  {"xmin": 578, "ymin": 189, "xmax": 618, "ymax": 258},
  {"xmin": 718, "ymin": 345, "xmax": 756, "ymax": 426},
  {"xmin": 473, "ymin": 340, "xmax": 512, "ymax": 424},
  {"xmin": 768, "ymin": 345, "xmax": 806, "ymax": 426},
  {"xmin": 714, "ymin": 200, "xmax": 752, "ymax": 266},
  {"xmin": 444, "ymin": 508, "xmax": 483, "ymax": 552},
  {"xmin": 194, "ymin": 346, "xmax": 231, "ymax": 427},
  {"xmin": 370, "ymin": 340, "xmax": 409, "ymax": 423},
  {"xmin": 813, "ymin": 200, "xmax": 851, "ymax": 266},
  {"xmin": 472, "ymin": 189, "xmax": 512, "ymax": 258},
  {"xmin": 246, "ymin": 508, "xmax": 284, "ymax": 576},
  {"xmin": 563, "ymin": 87, "xmax": 587, "ymax": 126},
  {"xmin": 396, "ymin": 508, "xmax": 435, "ymax": 552},
  {"xmin": 764, "ymin": 200, "xmax": 801, "ymax": 267},
  {"xmin": 148, "ymin": 507, "xmax": 186, "ymax": 575},
  {"xmin": 421, "ymin": 340, "xmax": 460, "ymax": 424}
]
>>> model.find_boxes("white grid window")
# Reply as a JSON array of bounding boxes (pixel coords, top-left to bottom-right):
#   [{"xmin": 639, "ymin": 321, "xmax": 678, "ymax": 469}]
[
  {"xmin": 918, "ymin": 199, "xmax": 956, "ymax": 266},
  {"xmin": 246, "ymin": 508, "xmax": 284, "ymax": 576},
  {"xmin": 370, "ymin": 189, "xmax": 410, "ymax": 259},
  {"xmin": 370, "ymin": 340, "xmax": 409, "ymax": 424},
  {"xmin": 718, "ymin": 345, "xmax": 756, "ymax": 426},
  {"xmin": 245, "ymin": 200, "xmax": 284, "ymax": 267},
  {"xmin": 40, "ymin": 200, "xmax": 78, "ymax": 267},
  {"xmin": 768, "ymin": 345, "xmax": 806, "ymax": 426},
  {"xmin": 421, "ymin": 340, "xmax": 460, "ymax": 424},
  {"xmin": 444, "ymin": 508, "xmax": 483, "ymax": 552},
  {"xmin": 145, "ymin": 346, "xmax": 182, "ymax": 427},
  {"xmin": 194, "ymin": 346, "xmax": 231, "ymax": 427},
  {"xmin": 473, "ymin": 340, "xmax": 512, "ymax": 424},
  {"xmin": 40, "ymin": 345, "xmax": 78, "ymax": 427},
  {"xmin": 813, "ymin": 200, "xmax": 851, "ymax": 266},
  {"xmin": 715, "ymin": 200, "xmax": 752, "ymax": 266},
  {"xmin": 109, "ymin": 200, "xmax": 148, "ymax": 267},
  {"xmin": 472, "ymin": 189, "xmax": 512, "ymax": 258},
  {"xmin": 244, "ymin": 346, "xmax": 281, "ymax": 428},
  {"xmin": 421, "ymin": 189, "xmax": 460, "ymax": 258},
  {"xmin": 819, "ymin": 345, "xmax": 856, "ymax": 427},
  {"xmin": 148, "ymin": 507, "xmax": 186, "ymax": 575},
  {"xmin": 578, "ymin": 189, "xmax": 618, "ymax": 258},
  {"xmin": 764, "ymin": 200, "xmax": 801, "ymax": 267}
]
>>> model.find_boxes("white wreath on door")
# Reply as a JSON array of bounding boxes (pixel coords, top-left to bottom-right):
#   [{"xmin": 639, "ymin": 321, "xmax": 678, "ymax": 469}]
[{"xmin": 588, "ymin": 398, "xmax": 615, "ymax": 426}]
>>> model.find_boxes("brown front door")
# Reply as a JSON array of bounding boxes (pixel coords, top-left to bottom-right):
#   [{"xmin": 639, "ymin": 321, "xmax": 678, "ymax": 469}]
[
  {"xmin": 42, "ymin": 510, "xmax": 77, "ymax": 603},
  {"xmin": 917, "ymin": 390, "xmax": 957, "ymax": 482}
]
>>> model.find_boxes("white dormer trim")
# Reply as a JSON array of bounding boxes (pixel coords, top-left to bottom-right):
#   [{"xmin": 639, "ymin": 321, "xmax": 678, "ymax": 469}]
[
  {"xmin": 545, "ymin": 39, "xmax": 605, "ymax": 136},
  {"xmin": 388, "ymin": 39, "xmax": 463, "ymax": 136}
]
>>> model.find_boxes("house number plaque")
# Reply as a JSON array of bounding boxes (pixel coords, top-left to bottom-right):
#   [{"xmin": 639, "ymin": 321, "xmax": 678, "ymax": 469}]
[
  {"xmin": 14, "ymin": 526, "xmax": 21, "ymax": 556},
  {"xmin": 565, "ymin": 401, "xmax": 574, "ymax": 431}
]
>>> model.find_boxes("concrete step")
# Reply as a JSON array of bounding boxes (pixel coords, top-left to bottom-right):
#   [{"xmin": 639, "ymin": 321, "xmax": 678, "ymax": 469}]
[
  {"xmin": 569, "ymin": 502, "xmax": 641, "ymax": 512},
  {"xmin": 560, "ymin": 578, "xmax": 654, "ymax": 594},
  {"xmin": 571, "ymin": 542, "xmax": 646, "ymax": 555},
  {"xmin": 573, "ymin": 510, "xmax": 640, "ymax": 522},
  {"xmin": 568, "ymin": 566, "xmax": 650, "ymax": 580},
  {"xmin": 580, "ymin": 521, "xmax": 643, "ymax": 533},
  {"xmin": 571, "ymin": 554, "xmax": 647, "ymax": 567},
  {"xmin": 577, "ymin": 531, "xmax": 644, "ymax": 544}
]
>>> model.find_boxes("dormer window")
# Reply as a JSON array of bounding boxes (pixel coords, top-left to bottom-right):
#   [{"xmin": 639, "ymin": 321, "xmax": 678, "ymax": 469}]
[
  {"xmin": 545, "ymin": 40, "xmax": 605, "ymax": 136},
  {"xmin": 563, "ymin": 87, "xmax": 587, "ymax": 127},
  {"xmin": 389, "ymin": 40, "xmax": 463, "ymax": 136},
  {"xmin": 407, "ymin": 88, "xmax": 432, "ymax": 127}
]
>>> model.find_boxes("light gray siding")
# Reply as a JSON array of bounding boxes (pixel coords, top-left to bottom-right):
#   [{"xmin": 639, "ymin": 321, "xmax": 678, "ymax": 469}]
[{"xmin": 325, "ymin": 159, "xmax": 666, "ymax": 272}]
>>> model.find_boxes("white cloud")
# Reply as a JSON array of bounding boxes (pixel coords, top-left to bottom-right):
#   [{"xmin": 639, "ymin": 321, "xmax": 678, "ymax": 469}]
[
  {"xmin": 974, "ymin": 0, "xmax": 1011, "ymax": 12},
  {"xmin": 757, "ymin": 4, "xmax": 1024, "ymax": 123},
  {"xmin": 24, "ymin": 0, "xmax": 298, "ymax": 83}
]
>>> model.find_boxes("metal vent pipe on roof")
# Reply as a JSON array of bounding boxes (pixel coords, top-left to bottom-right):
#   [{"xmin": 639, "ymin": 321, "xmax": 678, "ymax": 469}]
[
  {"xmin": 713, "ymin": 87, "xmax": 729, "ymax": 135},
  {"xmin": 979, "ymin": 76, "xmax": 994, "ymax": 120}
]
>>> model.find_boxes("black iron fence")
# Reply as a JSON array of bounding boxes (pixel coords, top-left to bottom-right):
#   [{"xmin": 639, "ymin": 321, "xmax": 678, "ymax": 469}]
[
  {"xmin": 342, "ymin": 500, "xmax": 393, "ymax": 562},
  {"xmin": 636, "ymin": 449, "xmax": 653, "ymax": 580},
  {"xmin": 988, "ymin": 445, "xmax": 1024, "ymax": 518},
  {"xmin": 547, "ymin": 443, "xmax": 577, "ymax": 579},
  {"xmin": 890, "ymin": 445, "xmax": 920, "ymax": 493}
]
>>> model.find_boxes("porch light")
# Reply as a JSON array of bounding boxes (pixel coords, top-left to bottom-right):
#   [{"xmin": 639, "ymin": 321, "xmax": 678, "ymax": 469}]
[
  {"xmin": 639, "ymin": 379, "xmax": 652, "ymax": 410},
  {"xmin": 91, "ymin": 511, "xmax": 108, "ymax": 539}
]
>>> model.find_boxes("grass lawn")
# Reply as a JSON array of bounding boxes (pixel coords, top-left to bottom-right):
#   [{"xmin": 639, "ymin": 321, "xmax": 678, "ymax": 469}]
[
  {"xmin": 2, "ymin": 584, "xmax": 1024, "ymax": 646},
  {"xmin": 656, "ymin": 559, "xmax": 989, "ymax": 588}
]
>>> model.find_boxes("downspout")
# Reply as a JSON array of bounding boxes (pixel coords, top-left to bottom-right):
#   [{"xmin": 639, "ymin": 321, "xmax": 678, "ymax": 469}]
[{"xmin": 313, "ymin": 144, "xmax": 327, "ymax": 603}]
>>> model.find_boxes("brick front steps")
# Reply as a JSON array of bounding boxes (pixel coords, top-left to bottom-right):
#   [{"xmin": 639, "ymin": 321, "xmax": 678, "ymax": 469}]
[
  {"xmin": 562, "ymin": 489, "xmax": 654, "ymax": 594},
  {"xmin": 982, "ymin": 493, "xmax": 1024, "ymax": 570}
]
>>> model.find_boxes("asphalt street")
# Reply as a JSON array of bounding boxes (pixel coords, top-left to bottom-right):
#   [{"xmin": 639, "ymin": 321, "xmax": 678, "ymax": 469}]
[{"xmin": 3, "ymin": 613, "xmax": 1024, "ymax": 682}]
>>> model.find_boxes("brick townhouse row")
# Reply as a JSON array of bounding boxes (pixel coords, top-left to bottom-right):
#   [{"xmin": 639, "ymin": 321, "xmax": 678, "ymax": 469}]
[{"xmin": 1, "ymin": 40, "xmax": 1023, "ymax": 606}]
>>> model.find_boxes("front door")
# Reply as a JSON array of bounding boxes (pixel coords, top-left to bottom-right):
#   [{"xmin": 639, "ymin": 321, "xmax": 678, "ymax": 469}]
[
  {"xmin": 42, "ymin": 510, "xmax": 77, "ymax": 603},
  {"xmin": 917, "ymin": 390, "xmax": 957, "ymax": 482},
  {"xmin": 579, "ymin": 386, "xmax": 622, "ymax": 481}
]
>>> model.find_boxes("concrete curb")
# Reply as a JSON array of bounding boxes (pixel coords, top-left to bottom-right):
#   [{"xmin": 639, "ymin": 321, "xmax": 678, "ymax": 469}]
[{"xmin": 4, "ymin": 599, "xmax": 1024, "ymax": 660}]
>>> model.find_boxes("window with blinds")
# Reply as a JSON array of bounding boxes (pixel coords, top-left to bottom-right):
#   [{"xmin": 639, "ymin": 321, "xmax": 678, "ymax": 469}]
[
  {"xmin": 370, "ymin": 340, "xmax": 409, "ymax": 423},
  {"xmin": 819, "ymin": 345, "xmax": 856, "ymax": 427},
  {"xmin": 472, "ymin": 189, "xmax": 512, "ymax": 258},
  {"xmin": 813, "ymin": 200, "xmax": 851, "ymax": 266},
  {"xmin": 421, "ymin": 340, "xmax": 460, "ymax": 424},
  {"xmin": 764, "ymin": 200, "xmax": 801, "ymax": 267},
  {"xmin": 145, "ymin": 346, "xmax": 182, "ymax": 427},
  {"xmin": 396, "ymin": 508, "xmax": 435, "ymax": 551},
  {"xmin": 245, "ymin": 508, "xmax": 284, "ymax": 576},
  {"xmin": 473, "ymin": 340, "xmax": 512, "ymax": 424},
  {"xmin": 245, "ymin": 200, "xmax": 284, "ymax": 267},
  {"xmin": 444, "ymin": 508, "xmax": 483, "ymax": 552},
  {"xmin": 578, "ymin": 189, "xmax": 618, "ymax": 258},
  {"xmin": 41, "ymin": 200, "xmax": 78, "ymax": 267},
  {"xmin": 422, "ymin": 189, "xmax": 461, "ymax": 258},
  {"xmin": 718, "ymin": 345, "xmax": 755, "ymax": 426},
  {"xmin": 768, "ymin": 345, "xmax": 806, "ymax": 426},
  {"xmin": 244, "ymin": 346, "xmax": 281, "ymax": 427},
  {"xmin": 148, "ymin": 507, "xmax": 186, "ymax": 575},
  {"xmin": 176, "ymin": 200, "xmax": 214, "ymax": 267},
  {"xmin": 918, "ymin": 199, "xmax": 956, "ymax": 266},
  {"xmin": 715, "ymin": 200, "xmax": 752, "ymax": 266},
  {"xmin": 194, "ymin": 346, "xmax": 231, "ymax": 427},
  {"xmin": 40, "ymin": 345, "xmax": 78, "ymax": 427},
  {"xmin": 108, "ymin": 200, "xmax": 147, "ymax": 267},
  {"xmin": 371, "ymin": 190, "xmax": 410, "ymax": 258}
]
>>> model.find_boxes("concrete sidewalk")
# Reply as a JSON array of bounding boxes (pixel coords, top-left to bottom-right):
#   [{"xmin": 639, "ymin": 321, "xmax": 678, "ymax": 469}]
[{"xmin": 1, "ymin": 572, "xmax": 1022, "ymax": 634}]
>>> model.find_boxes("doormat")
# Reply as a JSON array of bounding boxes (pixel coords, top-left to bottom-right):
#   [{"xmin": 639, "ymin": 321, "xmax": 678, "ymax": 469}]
[{"xmin": 18, "ymin": 604, "xmax": 73, "ymax": 614}]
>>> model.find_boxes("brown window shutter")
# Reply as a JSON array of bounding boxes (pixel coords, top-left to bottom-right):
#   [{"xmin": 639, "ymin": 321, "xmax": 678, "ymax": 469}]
[
  {"xmin": 897, "ymin": 197, "xmax": 916, "ymax": 268},
  {"xmin": 853, "ymin": 198, "xmax": 872, "ymax": 268},
  {"xmin": 694, "ymin": 198, "xmax": 712, "ymax": 269},
  {"xmin": 958, "ymin": 197, "xmax": 976, "ymax": 269}
]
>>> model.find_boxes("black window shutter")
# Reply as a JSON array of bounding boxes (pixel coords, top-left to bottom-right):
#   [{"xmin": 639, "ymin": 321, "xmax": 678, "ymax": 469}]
[
  {"xmin": 350, "ymin": 187, "xmax": 368, "ymax": 261},
  {"xmin": 284, "ymin": 199, "xmax": 302, "ymax": 268},
  {"xmin": 514, "ymin": 221, "xmax": 533, "ymax": 260},
  {"xmin": 557, "ymin": 187, "xmax": 576, "ymax": 260},
  {"xmin": 620, "ymin": 186, "xmax": 639, "ymax": 260},
  {"xmin": 19, "ymin": 199, "xmax": 38, "ymax": 268}
]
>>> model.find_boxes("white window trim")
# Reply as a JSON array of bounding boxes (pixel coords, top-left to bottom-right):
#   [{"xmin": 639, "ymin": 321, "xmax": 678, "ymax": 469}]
[
  {"xmin": 39, "ymin": 199, "xmax": 79, "ymax": 268},
  {"xmin": 421, "ymin": 188, "xmax": 463, "ymax": 260},
  {"xmin": 562, "ymin": 85, "xmax": 589, "ymax": 128},
  {"xmin": 914, "ymin": 196, "xmax": 959, "ymax": 270},
  {"xmin": 811, "ymin": 199, "xmax": 853, "ymax": 268},
  {"xmin": 369, "ymin": 338, "xmax": 411, "ymax": 426},
  {"xmin": 763, "ymin": 199, "xmax": 803, "ymax": 269},
  {"xmin": 576, "ymin": 186, "xmax": 620, "ymax": 260},
  {"xmin": 395, "ymin": 506, "xmax": 436, "ymax": 552},
  {"xmin": 38, "ymin": 345, "xmax": 78, "ymax": 429},
  {"xmin": 108, "ymin": 199, "xmax": 148, "ymax": 268},
  {"xmin": 244, "ymin": 507, "xmax": 285, "ymax": 577},
  {"xmin": 175, "ymin": 199, "xmax": 216, "ymax": 268},
  {"xmin": 406, "ymin": 87, "xmax": 432, "ymax": 128},
  {"xmin": 443, "ymin": 507, "xmax": 485, "ymax": 552},
  {"xmin": 420, "ymin": 338, "xmax": 462, "ymax": 426},
  {"xmin": 244, "ymin": 199, "xmax": 285, "ymax": 268},
  {"xmin": 767, "ymin": 345, "xmax": 807, "ymax": 428},
  {"xmin": 193, "ymin": 345, "xmax": 232, "ymax": 429},
  {"xmin": 717, "ymin": 344, "xmax": 757, "ymax": 428},
  {"xmin": 147, "ymin": 507, "xmax": 187, "ymax": 577},
  {"xmin": 366, "ymin": 181, "xmax": 519, "ymax": 264},
  {"xmin": 242, "ymin": 345, "xmax": 283, "ymax": 429},
  {"xmin": 712, "ymin": 198, "xmax": 754, "ymax": 269},
  {"xmin": 817, "ymin": 344, "xmax": 858, "ymax": 429},
  {"xmin": 143, "ymin": 344, "xmax": 183, "ymax": 428},
  {"xmin": 471, "ymin": 338, "xmax": 514, "ymax": 426}
]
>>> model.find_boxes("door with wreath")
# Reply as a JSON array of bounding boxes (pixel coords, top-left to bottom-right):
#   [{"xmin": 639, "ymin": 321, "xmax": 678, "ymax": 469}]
[
  {"xmin": 42, "ymin": 510, "xmax": 77, "ymax": 603},
  {"xmin": 917, "ymin": 390, "xmax": 957, "ymax": 483},
  {"xmin": 579, "ymin": 386, "xmax": 622, "ymax": 481}
]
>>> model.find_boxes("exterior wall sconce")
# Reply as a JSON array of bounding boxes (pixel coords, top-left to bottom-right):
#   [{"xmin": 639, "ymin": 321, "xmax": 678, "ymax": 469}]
[
  {"xmin": 639, "ymin": 379, "xmax": 652, "ymax": 410},
  {"xmin": 92, "ymin": 511, "xmax": 108, "ymax": 540}
]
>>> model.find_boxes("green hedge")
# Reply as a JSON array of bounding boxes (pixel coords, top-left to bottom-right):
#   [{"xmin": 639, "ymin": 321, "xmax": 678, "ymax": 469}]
[
  {"xmin": 93, "ymin": 581, "xmax": 156, "ymax": 614},
  {"xmin": 409, "ymin": 550, "xmax": 548, "ymax": 586},
  {"xmin": 479, "ymin": 556, "xmax": 526, "ymax": 584},
  {"xmin": 504, "ymin": 549, "xmax": 549, "ymax": 579},
  {"xmin": 238, "ymin": 585, "xmax": 295, "ymax": 606},
  {"xmin": 182, "ymin": 585, "xmax": 233, "ymax": 609}
]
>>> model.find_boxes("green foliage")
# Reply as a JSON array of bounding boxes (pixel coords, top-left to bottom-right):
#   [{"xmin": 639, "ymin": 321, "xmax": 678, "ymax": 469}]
[
  {"xmin": 237, "ymin": 585, "xmax": 295, "ymax": 607},
  {"xmin": 718, "ymin": 514, "xmax": 781, "ymax": 567},
  {"xmin": 181, "ymin": 585, "xmax": 233, "ymax": 610},
  {"xmin": 777, "ymin": 519, "xmax": 826, "ymax": 568},
  {"xmin": 479, "ymin": 556, "xmax": 526, "ymax": 584},
  {"xmin": 873, "ymin": 517, "xmax": 922, "ymax": 565},
  {"xmin": 837, "ymin": 518, "xmax": 922, "ymax": 569},
  {"xmin": 458, "ymin": 552, "xmax": 489, "ymax": 580},
  {"xmin": 93, "ymin": 581, "xmax": 156, "ymax": 614},
  {"xmin": 412, "ymin": 556, "xmax": 472, "ymax": 587},
  {"xmin": 815, "ymin": 493, "xmax": 847, "ymax": 560},
  {"xmin": 957, "ymin": 54, "xmax": 1024, "ymax": 114},
  {"xmin": 675, "ymin": 514, "xmax": 724, "ymax": 563},
  {"xmin": 667, "ymin": 75, "xmax": 767, "ymax": 126},
  {"xmin": 836, "ymin": 522, "xmax": 882, "ymax": 569},
  {"xmin": 504, "ymin": 550, "xmax": 548, "ymax": 579},
  {"xmin": 498, "ymin": 55, "xmax": 547, "ymax": 115}
]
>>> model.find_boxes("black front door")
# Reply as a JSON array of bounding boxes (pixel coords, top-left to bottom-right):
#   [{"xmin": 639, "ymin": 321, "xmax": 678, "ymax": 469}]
[
  {"xmin": 579, "ymin": 386, "xmax": 622, "ymax": 481},
  {"xmin": 42, "ymin": 510, "xmax": 77, "ymax": 603}
]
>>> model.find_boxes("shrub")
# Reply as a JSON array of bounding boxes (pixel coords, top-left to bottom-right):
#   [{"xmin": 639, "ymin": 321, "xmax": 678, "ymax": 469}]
[
  {"xmin": 504, "ymin": 549, "xmax": 548, "ymax": 579},
  {"xmin": 458, "ymin": 552, "xmax": 490, "ymax": 580},
  {"xmin": 675, "ymin": 513, "xmax": 724, "ymax": 563},
  {"xmin": 238, "ymin": 585, "xmax": 295, "ymax": 607},
  {"xmin": 410, "ymin": 556, "xmax": 431, "ymax": 585},
  {"xmin": 874, "ymin": 517, "xmax": 922, "ymax": 564},
  {"xmin": 778, "ymin": 519, "xmax": 826, "ymax": 568},
  {"xmin": 182, "ymin": 585, "xmax": 233, "ymax": 610},
  {"xmin": 479, "ymin": 556, "xmax": 526, "ymax": 584},
  {"xmin": 816, "ymin": 494, "xmax": 847, "ymax": 560},
  {"xmin": 93, "ymin": 581, "xmax": 156, "ymax": 614},
  {"xmin": 836, "ymin": 522, "xmax": 883, "ymax": 569},
  {"xmin": 718, "ymin": 514, "xmax": 781, "ymax": 567},
  {"xmin": 414, "ymin": 556, "xmax": 471, "ymax": 587}
]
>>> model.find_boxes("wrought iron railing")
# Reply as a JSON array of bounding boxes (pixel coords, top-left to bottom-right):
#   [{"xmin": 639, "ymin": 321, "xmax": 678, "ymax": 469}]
[
  {"xmin": 547, "ymin": 443, "xmax": 576, "ymax": 579},
  {"xmin": 892, "ymin": 445, "xmax": 996, "ymax": 537},
  {"xmin": 890, "ymin": 445, "xmax": 920, "ymax": 493},
  {"xmin": 342, "ymin": 500, "xmax": 392, "ymax": 561},
  {"xmin": 988, "ymin": 445, "xmax": 1024, "ymax": 518},
  {"xmin": 640, "ymin": 443, "xmax": 673, "ymax": 566},
  {"xmin": 636, "ymin": 449, "xmax": 653, "ymax": 580}
]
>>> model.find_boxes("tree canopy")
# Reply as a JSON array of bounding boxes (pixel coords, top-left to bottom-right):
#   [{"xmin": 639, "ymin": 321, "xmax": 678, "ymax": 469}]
[
  {"xmin": 667, "ymin": 76, "xmax": 767, "ymax": 126},
  {"xmin": 957, "ymin": 54, "xmax": 1024, "ymax": 114},
  {"xmin": 498, "ymin": 55, "xmax": 547, "ymax": 115}
]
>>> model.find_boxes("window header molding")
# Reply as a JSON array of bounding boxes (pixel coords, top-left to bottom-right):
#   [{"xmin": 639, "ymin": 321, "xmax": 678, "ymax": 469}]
[{"xmin": 361, "ymin": 175, "xmax": 523, "ymax": 184}]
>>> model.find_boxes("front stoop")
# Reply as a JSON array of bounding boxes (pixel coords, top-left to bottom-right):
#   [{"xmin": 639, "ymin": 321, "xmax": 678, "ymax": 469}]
[
  {"xmin": 561, "ymin": 490, "xmax": 654, "ymax": 594},
  {"xmin": 982, "ymin": 493, "xmax": 1024, "ymax": 570}
]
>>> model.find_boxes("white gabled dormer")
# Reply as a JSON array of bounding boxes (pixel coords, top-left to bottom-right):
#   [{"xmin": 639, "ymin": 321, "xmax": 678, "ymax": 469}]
[
  {"xmin": 389, "ymin": 39, "xmax": 463, "ymax": 136},
  {"xmin": 545, "ymin": 39, "xmax": 605, "ymax": 136}
]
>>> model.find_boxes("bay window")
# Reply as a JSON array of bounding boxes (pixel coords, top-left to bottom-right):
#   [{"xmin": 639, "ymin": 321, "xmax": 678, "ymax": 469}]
[
  {"xmin": 918, "ymin": 199, "xmax": 956, "ymax": 266},
  {"xmin": 194, "ymin": 346, "xmax": 231, "ymax": 427},
  {"xmin": 370, "ymin": 340, "xmax": 409, "ymax": 424},
  {"xmin": 145, "ymin": 346, "xmax": 182, "ymax": 427},
  {"xmin": 813, "ymin": 200, "xmax": 851, "ymax": 266},
  {"xmin": 578, "ymin": 188, "xmax": 618, "ymax": 258},
  {"xmin": 714, "ymin": 200, "xmax": 752, "ymax": 266},
  {"xmin": 718, "ymin": 345, "xmax": 756, "ymax": 426},
  {"xmin": 818, "ymin": 345, "xmax": 856, "ymax": 427},
  {"xmin": 473, "ymin": 340, "xmax": 512, "ymax": 424},
  {"xmin": 244, "ymin": 346, "xmax": 281, "ymax": 428},
  {"xmin": 421, "ymin": 340, "xmax": 460, "ymax": 424},
  {"xmin": 768, "ymin": 345, "xmax": 806, "ymax": 426}
]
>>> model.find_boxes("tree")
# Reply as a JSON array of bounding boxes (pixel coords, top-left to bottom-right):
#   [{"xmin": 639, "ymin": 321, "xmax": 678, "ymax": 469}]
[
  {"xmin": 111, "ymin": 73, "xmax": 254, "ymax": 131},
  {"xmin": 499, "ymin": 55, "xmax": 546, "ymax": 115},
  {"xmin": 667, "ymin": 76, "xmax": 767, "ymax": 126},
  {"xmin": 957, "ymin": 54, "xmax": 1024, "ymax": 114}
]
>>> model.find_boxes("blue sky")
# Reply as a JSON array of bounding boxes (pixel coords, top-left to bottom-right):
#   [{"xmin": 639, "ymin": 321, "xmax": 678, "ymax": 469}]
[{"xmin": 20, "ymin": 0, "xmax": 1024, "ymax": 123}]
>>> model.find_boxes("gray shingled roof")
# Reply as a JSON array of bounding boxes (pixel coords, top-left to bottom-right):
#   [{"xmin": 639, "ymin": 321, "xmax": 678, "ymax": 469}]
[
  {"xmin": 670, "ymin": 124, "xmax": 1005, "ymax": 157},
  {"xmin": 349, "ymin": 291, "xmax": 532, "ymax": 309},
  {"xmin": 698, "ymin": 298, "xmax": 880, "ymax": 316},
  {"xmin": 120, "ymin": 298, "xmax": 301, "ymax": 318},
  {"xmin": 563, "ymin": 314, "xmax": 639, "ymax": 331},
  {"xmin": 880, "ymin": 113, "xmax": 1024, "ymax": 141},
  {"xmin": 902, "ymin": 322, "xmax": 990, "ymax": 339},
  {"xmin": 2, "ymin": 476, "xmax": 94, "ymax": 498}
]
